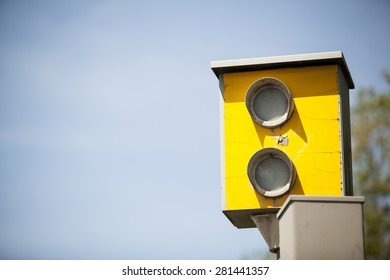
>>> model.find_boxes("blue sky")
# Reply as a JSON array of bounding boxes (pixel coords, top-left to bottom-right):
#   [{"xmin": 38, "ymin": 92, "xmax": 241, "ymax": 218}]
[{"xmin": 1, "ymin": 0, "xmax": 389, "ymax": 259}]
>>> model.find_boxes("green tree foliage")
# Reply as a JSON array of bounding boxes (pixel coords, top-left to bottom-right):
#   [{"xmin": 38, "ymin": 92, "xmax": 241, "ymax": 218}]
[{"xmin": 352, "ymin": 71, "xmax": 390, "ymax": 259}]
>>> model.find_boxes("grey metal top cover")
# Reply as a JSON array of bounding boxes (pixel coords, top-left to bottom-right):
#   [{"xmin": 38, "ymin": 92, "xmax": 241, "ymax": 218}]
[{"xmin": 211, "ymin": 51, "xmax": 354, "ymax": 89}]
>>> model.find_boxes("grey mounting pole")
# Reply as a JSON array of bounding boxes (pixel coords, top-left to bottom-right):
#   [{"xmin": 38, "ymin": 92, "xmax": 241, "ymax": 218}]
[
  {"xmin": 250, "ymin": 210, "xmax": 280, "ymax": 257},
  {"xmin": 277, "ymin": 195, "xmax": 365, "ymax": 260}
]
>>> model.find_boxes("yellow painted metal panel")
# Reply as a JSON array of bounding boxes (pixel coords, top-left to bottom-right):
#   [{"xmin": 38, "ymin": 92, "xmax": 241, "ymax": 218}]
[{"xmin": 223, "ymin": 65, "xmax": 342, "ymax": 211}]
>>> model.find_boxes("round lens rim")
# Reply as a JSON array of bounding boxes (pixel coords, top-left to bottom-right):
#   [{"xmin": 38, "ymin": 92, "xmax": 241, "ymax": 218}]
[
  {"xmin": 247, "ymin": 148, "xmax": 296, "ymax": 198},
  {"xmin": 246, "ymin": 78, "xmax": 294, "ymax": 128}
]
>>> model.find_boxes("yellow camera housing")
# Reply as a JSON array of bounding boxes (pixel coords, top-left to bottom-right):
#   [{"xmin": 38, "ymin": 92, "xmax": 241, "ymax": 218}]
[{"xmin": 211, "ymin": 52, "xmax": 354, "ymax": 228}]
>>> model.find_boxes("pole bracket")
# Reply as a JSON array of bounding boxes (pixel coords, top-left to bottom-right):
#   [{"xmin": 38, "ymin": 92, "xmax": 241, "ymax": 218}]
[{"xmin": 250, "ymin": 211, "xmax": 280, "ymax": 254}]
